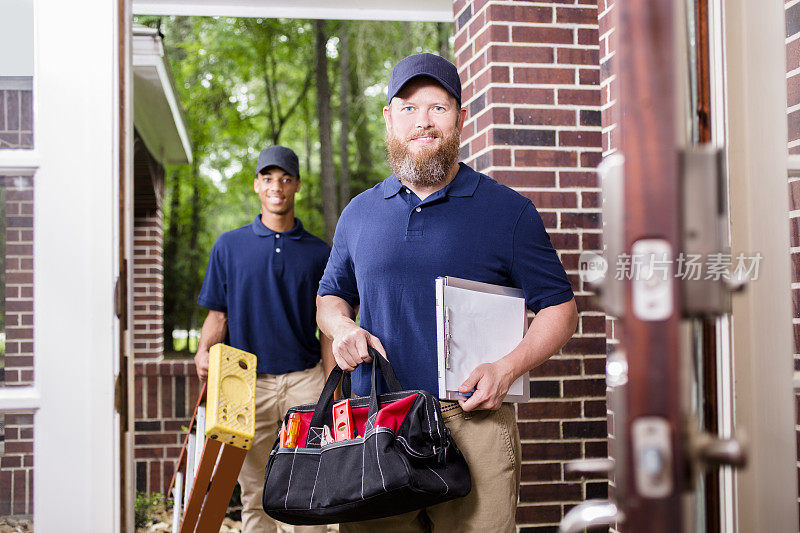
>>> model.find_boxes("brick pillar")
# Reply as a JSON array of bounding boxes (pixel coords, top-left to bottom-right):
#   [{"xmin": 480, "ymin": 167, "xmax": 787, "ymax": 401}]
[
  {"xmin": 133, "ymin": 209, "xmax": 165, "ymax": 360},
  {"xmin": 132, "ymin": 206, "xmax": 198, "ymax": 495},
  {"xmin": 0, "ymin": 81, "xmax": 35, "ymax": 518},
  {"xmin": 452, "ymin": 1, "xmax": 606, "ymax": 528}
]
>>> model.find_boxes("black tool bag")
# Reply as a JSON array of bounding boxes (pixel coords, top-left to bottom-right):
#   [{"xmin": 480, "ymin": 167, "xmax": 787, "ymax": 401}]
[{"xmin": 262, "ymin": 349, "xmax": 471, "ymax": 525}]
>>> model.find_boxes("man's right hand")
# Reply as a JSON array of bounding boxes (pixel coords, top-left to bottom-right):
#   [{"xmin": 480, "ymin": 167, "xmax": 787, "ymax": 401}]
[
  {"xmin": 194, "ymin": 349, "xmax": 210, "ymax": 382},
  {"xmin": 332, "ymin": 324, "xmax": 387, "ymax": 371}
]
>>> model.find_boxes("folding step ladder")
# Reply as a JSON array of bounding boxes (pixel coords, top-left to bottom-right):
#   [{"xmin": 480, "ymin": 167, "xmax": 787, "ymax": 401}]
[{"xmin": 167, "ymin": 345, "xmax": 257, "ymax": 533}]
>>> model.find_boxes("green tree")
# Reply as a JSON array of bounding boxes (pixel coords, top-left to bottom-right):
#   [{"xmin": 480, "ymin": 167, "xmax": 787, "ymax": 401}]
[{"xmin": 133, "ymin": 15, "xmax": 451, "ymax": 350}]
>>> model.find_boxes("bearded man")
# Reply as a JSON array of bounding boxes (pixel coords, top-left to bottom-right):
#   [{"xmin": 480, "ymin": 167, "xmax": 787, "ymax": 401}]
[{"xmin": 316, "ymin": 53, "xmax": 578, "ymax": 532}]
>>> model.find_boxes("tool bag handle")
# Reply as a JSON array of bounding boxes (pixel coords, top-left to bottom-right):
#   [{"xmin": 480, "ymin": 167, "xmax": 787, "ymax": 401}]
[{"xmin": 307, "ymin": 347, "xmax": 403, "ymax": 443}]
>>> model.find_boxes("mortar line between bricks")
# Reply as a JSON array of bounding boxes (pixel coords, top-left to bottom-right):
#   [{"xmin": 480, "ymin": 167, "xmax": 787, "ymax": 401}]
[
  {"xmin": 472, "ymin": 164, "xmax": 602, "ymax": 172},
  {"xmin": 471, "ymin": 125, "xmax": 605, "ymax": 134},
  {"xmin": 475, "ymin": 42, "xmax": 602, "ymax": 54},
  {"xmin": 599, "ymin": 25, "xmax": 616, "ymax": 41},
  {"xmin": 469, "ymin": 75, "xmax": 603, "ymax": 89},
  {"xmin": 463, "ymin": 63, "xmax": 601, "ymax": 90}
]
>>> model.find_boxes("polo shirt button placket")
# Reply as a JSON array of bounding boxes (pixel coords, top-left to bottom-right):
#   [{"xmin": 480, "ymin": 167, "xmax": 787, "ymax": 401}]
[{"xmin": 406, "ymin": 203, "xmax": 425, "ymax": 239}]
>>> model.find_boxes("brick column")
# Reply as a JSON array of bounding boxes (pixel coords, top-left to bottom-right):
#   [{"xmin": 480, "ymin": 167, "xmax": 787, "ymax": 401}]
[
  {"xmin": 452, "ymin": 1, "xmax": 606, "ymax": 528},
  {"xmin": 132, "ymin": 206, "xmax": 199, "ymax": 494},
  {"xmin": 134, "ymin": 359, "xmax": 200, "ymax": 494},
  {"xmin": 0, "ymin": 82, "xmax": 35, "ymax": 518},
  {"xmin": 133, "ymin": 209, "xmax": 165, "ymax": 360},
  {"xmin": 0, "ymin": 177, "xmax": 35, "ymax": 517}
]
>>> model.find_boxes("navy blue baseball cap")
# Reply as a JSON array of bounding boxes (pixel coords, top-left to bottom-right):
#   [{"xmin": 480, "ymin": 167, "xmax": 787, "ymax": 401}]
[
  {"xmin": 388, "ymin": 53, "xmax": 462, "ymax": 106},
  {"xmin": 256, "ymin": 145, "xmax": 299, "ymax": 177}
]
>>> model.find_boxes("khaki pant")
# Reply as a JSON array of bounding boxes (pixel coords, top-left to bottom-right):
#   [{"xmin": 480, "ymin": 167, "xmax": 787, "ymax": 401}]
[
  {"xmin": 238, "ymin": 363, "xmax": 327, "ymax": 533},
  {"xmin": 340, "ymin": 402, "xmax": 522, "ymax": 533}
]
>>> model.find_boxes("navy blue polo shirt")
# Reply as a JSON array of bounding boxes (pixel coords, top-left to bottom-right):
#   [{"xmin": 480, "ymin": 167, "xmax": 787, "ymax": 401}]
[
  {"xmin": 198, "ymin": 216, "xmax": 331, "ymax": 374},
  {"xmin": 318, "ymin": 163, "xmax": 574, "ymax": 396}
]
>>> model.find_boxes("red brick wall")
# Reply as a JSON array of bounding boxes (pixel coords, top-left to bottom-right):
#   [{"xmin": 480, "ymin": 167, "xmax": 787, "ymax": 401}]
[
  {"xmin": 132, "ymin": 208, "xmax": 197, "ymax": 495},
  {"xmin": 0, "ymin": 176, "xmax": 36, "ymax": 516},
  {"xmin": 597, "ymin": 0, "xmax": 619, "ymax": 517},
  {"xmin": 0, "ymin": 82, "xmax": 36, "ymax": 518},
  {"xmin": 786, "ymin": 0, "xmax": 800, "ymax": 517},
  {"xmin": 3, "ymin": 176, "xmax": 35, "ymax": 387},
  {"xmin": 452, "ymin": 1, "xmax": 606, "ymax": 529},
  {"xmin": 133, "ymin": 210, "xmax": 165, "ymax": 360},
  {"xmin": 0, "ymin": 413, "xmax": 33, "ymax": 517},
  {"xmin": 134, "ymin": 359, "xmax": 199, "ymax": 494}
]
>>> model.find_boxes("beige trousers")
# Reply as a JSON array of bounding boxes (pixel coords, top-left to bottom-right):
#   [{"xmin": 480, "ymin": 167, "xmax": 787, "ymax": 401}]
[
  {"xmin": 340, "ymin": 402, "xmax": 522, "ymax": 533},
  {"xmin": 238, "ymin": 363, "xmax": 327, "ymax": 533}
]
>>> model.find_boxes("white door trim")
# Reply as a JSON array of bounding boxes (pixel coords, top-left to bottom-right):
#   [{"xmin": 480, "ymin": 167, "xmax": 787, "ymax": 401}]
[
  {"xmin": 131, "ymin": 0, "xmax": 454, "ymax": 21},
  {"xmin": 724, "ymin": 0, "xmax": 798, "ymax": 530},
  {"xmin": 31, "ymin": 0, "xmax": 121, "ymax": 530}
]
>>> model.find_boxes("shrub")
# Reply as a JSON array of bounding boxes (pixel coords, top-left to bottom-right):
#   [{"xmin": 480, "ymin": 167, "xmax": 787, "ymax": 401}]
[{"xmin": 135, "ymin": 491, "xmax": 165, "ymax": 528}]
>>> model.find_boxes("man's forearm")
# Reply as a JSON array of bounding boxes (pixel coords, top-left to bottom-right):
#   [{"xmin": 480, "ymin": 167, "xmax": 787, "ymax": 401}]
[
  {"xmin": 497, "ymin": 298, "xmax": 578, "ymax": 381},
  {"xmin": 320, "ymin": 332, "xmax": 335, "ymax": 377},
  {"xmin": 198, "ymin": 310, "xmax": 228, "ymax": 352},
  {"xmin": 316, "ymin": 295, "xmax": 357, "ymax": 340}
]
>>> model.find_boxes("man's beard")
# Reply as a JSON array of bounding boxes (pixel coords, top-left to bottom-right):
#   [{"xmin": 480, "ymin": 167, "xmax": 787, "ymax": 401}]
[{"xmin": 385, "ymin": 125, "xmax": 461, "ymax": 188}]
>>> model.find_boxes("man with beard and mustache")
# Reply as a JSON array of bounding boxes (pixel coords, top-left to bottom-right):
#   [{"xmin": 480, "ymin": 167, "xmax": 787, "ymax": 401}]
[
  {"xmin": 317, "ymin": 53, "xmax": 578, "ymax": 532},
  {"xmin": 194, "ymin": 145, "xmax": 331, "ymax": 533}
]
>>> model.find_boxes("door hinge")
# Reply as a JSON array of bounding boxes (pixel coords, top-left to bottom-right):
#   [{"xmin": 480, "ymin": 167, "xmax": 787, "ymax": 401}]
[
  {"xmin": 114, "ymin": 260, "xmax": 128, "ymax": 330},
  {"xmin": 114, "ymin": 366, "xmax": 127, "ymax": 424}
]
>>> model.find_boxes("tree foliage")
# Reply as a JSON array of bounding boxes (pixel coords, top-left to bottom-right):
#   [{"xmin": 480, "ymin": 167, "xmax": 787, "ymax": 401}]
[{"xmin": 133, "ymin": 15, "xmax": 452, "ymax": 350}]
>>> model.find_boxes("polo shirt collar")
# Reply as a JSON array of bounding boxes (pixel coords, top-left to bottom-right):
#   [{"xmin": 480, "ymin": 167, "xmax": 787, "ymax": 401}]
[
  {"xmin": 382, "ymin": 175, "xmax": 404, "ymax": 199},
  {"xmin": 381, "ymin": 162, "xmax": 480, "ymax": 200},
  {"xmin": 250, "ymin": 215, "xmax": 305, "ymax": 239},
  {"xmin": 445, "ymin": 163, "xmax": 480, "ymax": 197}
]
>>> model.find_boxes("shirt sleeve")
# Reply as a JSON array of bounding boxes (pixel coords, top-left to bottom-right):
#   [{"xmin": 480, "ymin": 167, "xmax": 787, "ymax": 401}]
[
  {"xmin": 510, "ymin": 202, "xmax": 575, "ymax": 313},
  {"xmin": 197, "ymin": 237, "xmax": 228, "ymax": 312},
  {"xmin": 314, "ymin": 243, "xmax": 333, "ymax": 294},
  {"xmin": 317, "ymin": 209, "xmax": 360, "ymax": 307}
]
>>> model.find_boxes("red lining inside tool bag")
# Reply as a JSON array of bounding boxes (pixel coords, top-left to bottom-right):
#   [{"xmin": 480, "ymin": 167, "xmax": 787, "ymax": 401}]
[{"xmin": 294, "ymin": 394, "xmax": 418, "ymax": 447}]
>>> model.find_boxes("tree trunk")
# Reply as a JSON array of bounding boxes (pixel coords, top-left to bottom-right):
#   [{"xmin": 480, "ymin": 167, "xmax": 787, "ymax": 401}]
[
  {"xmin": 314, "ymin": 19, "xmax": 338, "ymax": 242},
  {"xmin": 162, "ymin": 167, "xmax": 182, "ymax": 352},
  {"xmin": 183, "ymin": 158, "xmax": 202, "ymax": 353},
  {"xmin": 437, "ymin": 23, "xmax": 451, "ymax": 60},
  {"xmin": 302, "ymin": 96, "xmax": 313, "ymax": 215},
  {"xmin": 338, "ymin": 23, "xmax": 351, "ymax": 213}
]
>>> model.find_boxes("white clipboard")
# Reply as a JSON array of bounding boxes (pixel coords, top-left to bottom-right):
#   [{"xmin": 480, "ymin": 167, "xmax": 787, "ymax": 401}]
[{"xmin": 435, "ymin": 276, "xmax": 531, "ymax": 403}]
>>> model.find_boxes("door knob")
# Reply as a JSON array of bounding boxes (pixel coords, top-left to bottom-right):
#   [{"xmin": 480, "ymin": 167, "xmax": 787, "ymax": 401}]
[
  {"xmin": 558, "ymin": 500, "xmax": 624, "ymax": 533},
  {"xmin": 692, "ymin": 432, "xmax": 747, "ymax": 468},
  {"xmin": 565, "ymin": 458, "xmax": 614, "ymax": 476}
]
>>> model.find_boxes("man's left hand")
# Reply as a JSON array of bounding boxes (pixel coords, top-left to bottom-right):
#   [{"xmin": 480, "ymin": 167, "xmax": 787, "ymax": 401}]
[{"xmin": 458, "ymin": 359, "xmax": 516, "ymax": 412}]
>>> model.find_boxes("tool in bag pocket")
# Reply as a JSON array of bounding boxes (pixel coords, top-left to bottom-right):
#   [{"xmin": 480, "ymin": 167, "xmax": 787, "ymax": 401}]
[{"xmin": 262, "ymin": 348, "xmax": 471, "ymax": 525}]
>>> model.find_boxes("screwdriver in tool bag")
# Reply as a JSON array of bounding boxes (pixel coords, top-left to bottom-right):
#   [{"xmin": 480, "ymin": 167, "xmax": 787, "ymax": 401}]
[{"xmin": 281, "ymin": 412, "xmax": 302, "ymax": 448}]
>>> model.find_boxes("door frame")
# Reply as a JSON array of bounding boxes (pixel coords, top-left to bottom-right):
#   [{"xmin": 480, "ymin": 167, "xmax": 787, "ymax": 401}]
[
  {"xmin": 723, "ymin": 0, "xmax": 798, "ymax": 530},
  {"xmin": 0, "ymin": 0, "xmax": 123, "ymax": 529}
]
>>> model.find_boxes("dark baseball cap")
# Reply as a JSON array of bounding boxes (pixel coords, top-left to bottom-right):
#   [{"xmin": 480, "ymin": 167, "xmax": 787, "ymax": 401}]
[
  {"xmin": 387, "ymin": 53, "xmax": 462, "ymax": 106},
  {"xmin": 256, "ymin": 145, "xmax": 299, "ymax": 178}
]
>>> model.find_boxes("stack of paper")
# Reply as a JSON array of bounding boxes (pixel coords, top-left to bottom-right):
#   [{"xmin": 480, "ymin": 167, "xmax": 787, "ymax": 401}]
[{"xmin": 435, "ymin": 277, "xmax": 530, "ymax": 403}]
